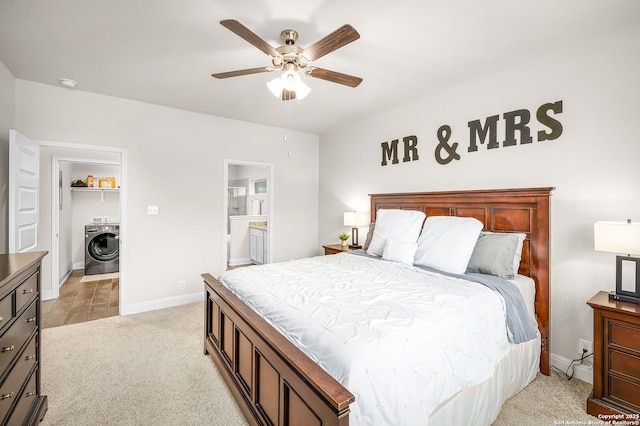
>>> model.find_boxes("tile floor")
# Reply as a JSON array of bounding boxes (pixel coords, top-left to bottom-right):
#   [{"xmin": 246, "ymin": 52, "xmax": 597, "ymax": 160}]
[
  {"xmin": 41, "ymin": 269, "xmax": 119, "ymax": 328},
  {"xmin": 227, "ymin": 263, "xmax": 252, "ymax": 270}
]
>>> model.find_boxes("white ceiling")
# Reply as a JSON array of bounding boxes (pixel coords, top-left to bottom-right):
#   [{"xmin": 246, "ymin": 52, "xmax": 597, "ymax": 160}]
[{"xmin": 1, "ymin": 0, "xmax": 637, "ymax": 134}]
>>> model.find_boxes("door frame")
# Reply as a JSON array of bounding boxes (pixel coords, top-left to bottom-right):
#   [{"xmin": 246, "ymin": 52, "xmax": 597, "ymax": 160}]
[
  {"xmin": 223, "ymin": 159, "xmax": 274, "ymax": 272},
  {"xmin": 51, "ymin": 155, "xmax": 122, "ymax": 300},
  {"xmin": 36, "ymin": 138, "xmax": 127, "ymax": 312}
]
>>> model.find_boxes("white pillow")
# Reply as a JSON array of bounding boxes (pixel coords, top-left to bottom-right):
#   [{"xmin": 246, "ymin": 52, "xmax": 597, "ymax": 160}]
[
  {"xmin": 366, "ymin": 209, "xmax": 426, "ymax": 256},
  {"xmin": 512, "ymin": 233, "xmax": 526, "ymax": 272},
  {"xmin": 414, "ymin": 216, "xmax": 484, "ymax": 274},
  {"xmin": 382, "ymin": 239, "xmax": 417, "ymax": 265}
]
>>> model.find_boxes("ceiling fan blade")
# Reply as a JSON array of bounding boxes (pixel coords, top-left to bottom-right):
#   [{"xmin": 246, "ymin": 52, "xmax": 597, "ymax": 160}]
[
  {"xmin": 212, "ymin": 67, "xmax": 273, "ymax": 79},
  {"xmin": 303, "ymin": 24, "xmax": 360, "ymax": 61},
  {"xmin": 307, "ymin": 68, "xmax": 363, "ymax": 87},
  {"xmin": 220, "ymin": 20, "xmax": 279, "ymax": 57}
]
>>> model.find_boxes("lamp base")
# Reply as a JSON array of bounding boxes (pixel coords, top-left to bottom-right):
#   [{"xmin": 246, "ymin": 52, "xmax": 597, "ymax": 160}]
[
  {"xmin": 348, "ymin": 244, "xmax": 362, "ymax": 249},
  {"xmin": 609, "ymin": 292, "xmax": 640, "ymax": 305}
]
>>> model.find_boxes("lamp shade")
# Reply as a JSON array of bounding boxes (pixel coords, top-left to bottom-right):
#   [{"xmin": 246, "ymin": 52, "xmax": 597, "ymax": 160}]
[
  {"xmin": 344, "ymin": 211, "xmax": 368, "ymax": 227},
  {"xmin": 594, "ymin": 221, "xmax": 640, "ymax": 255},
  {"xmin": 266, "ymin": 77, "xmax": 284, "ymax": 98},
  {"xmin": 293, "ymin": 79, "xmax": 311, "ymax": 99},
  {"xmin": 266, "ymin": 72, "xmax": 311, "ymax": 100}
]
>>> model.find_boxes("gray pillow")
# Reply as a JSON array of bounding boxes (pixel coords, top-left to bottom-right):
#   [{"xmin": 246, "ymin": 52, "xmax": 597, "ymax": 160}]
[
  {"xmin": 363, "ymin": 222, "xmax": 375, "ymax": 250},
  {"xmin": 467, "ymin": 232, "xmax": 520, "ymax": 279}
]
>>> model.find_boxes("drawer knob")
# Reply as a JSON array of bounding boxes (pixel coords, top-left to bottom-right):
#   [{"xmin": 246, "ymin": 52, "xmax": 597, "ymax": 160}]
[
  {"xmin": 22, "ymin": 288, "xmax": 34, "ymax": 294},
  {"xmin": 1, "ymin": 345, "xmax": 14, "ymax": 353},
  {"xmin": 25, "ymin": 354, "xmax": 36, "ymax": 361},
  {"xmin": 25, "ymin": 391, "xmax": 36, "ymax": 398},
  {"xmin": 0, "ymin": 316, "xmax": 3, "ymax": 322},
  {"xmin": 26, "ymin": 316, "xmax": 36, "ymax": 323},
  {"xmin": 0, "ymin": 392, "xmax": 14, "ymax": 400}
]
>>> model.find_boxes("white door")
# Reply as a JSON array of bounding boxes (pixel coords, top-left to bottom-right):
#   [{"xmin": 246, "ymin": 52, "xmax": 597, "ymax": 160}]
[{"xmin": 9, "ymin": 130, "xmax": 40, "ymax": 253}]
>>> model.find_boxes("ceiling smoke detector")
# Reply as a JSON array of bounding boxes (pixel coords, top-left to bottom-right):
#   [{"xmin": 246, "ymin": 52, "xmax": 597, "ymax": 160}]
[{"xmin": 59, "ymin": 78, "xmax": 77, "ymax": 88}]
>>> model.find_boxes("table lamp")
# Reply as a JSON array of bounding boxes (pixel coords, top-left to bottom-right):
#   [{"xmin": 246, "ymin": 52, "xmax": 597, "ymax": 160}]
[
  {"xmin": 594, "ymin": 220, "xmax": 640, "ymax": 304},
  {"xmin": 344, "ymin": 211, "xmax": 368, "ymax": 249}
]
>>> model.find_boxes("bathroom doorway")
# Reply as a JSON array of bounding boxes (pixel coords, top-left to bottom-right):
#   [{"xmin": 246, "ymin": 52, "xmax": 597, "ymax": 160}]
[{"xmin": 223, "ymin": 159, "xmax": 273, "ymax": 272}]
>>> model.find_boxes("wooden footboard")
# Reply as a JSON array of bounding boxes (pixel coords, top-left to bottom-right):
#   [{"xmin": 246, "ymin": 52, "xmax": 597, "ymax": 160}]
[{"xmin": 202, "ymin": 273, "xmax": 355, "ymax": 426}]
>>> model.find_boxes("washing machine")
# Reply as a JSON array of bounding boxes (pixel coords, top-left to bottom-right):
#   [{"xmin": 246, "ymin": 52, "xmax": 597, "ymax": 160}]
[{"xmin": 85, "ymin": 223, "xmax": 120, "ymax": 275}]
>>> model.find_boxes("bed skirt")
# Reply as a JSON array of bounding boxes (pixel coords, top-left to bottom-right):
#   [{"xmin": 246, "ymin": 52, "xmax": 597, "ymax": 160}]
[{"xmin": 429, "ymin": 335, "xmax": 540, "ymax": 425}]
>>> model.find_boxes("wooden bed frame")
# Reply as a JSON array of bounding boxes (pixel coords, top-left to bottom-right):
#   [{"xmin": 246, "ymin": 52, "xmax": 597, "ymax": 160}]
[{"xmin": 202, "ymin": 187, "xmax": 553, "ymax": 426}]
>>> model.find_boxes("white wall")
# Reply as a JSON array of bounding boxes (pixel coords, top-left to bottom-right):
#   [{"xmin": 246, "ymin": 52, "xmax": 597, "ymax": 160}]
[
  {"xmin": 318, "ymin": 24, "xmax": 640, "ymax": 373},
  {"xmin": 0, "ymin": 61, "xmax": 16, "ymax": 254},
  {"xmin": 16, "ymin": 81, "xmax": 319, "ymax": 312}
]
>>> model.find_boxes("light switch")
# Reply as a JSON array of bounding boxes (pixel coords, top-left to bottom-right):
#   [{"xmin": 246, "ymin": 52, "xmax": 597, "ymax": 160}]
[{"xmin": 147, "ymin": 205, "xmax": 159, "ymax": 215}]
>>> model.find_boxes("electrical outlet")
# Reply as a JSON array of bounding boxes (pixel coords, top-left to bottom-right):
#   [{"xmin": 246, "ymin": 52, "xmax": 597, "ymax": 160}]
[
  {"xmin": 147, "ymin": 205, "xmax": 159, "ymax": 215},
  {"xmin": 578, "ymin": 338, "xmax": 593, "ymax": 366},
  {"xmin": 179, "ymin": 280, "xmax": 185, "ymax": 290}
]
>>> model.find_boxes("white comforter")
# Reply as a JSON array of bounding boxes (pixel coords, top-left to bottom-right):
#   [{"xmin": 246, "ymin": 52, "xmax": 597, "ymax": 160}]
[{"xmin": 221, "ymin": 253, "xmax": 514, "ymax": 426}]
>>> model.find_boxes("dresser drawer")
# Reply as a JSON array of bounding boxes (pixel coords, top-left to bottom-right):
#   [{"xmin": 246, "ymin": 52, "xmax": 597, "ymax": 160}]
[
  {"xmin": 0, "ymin": 294, "xmax": 12, "ymax": 334},
  {"xmin": 15, "ymin": 273, "xmax": 38, "ymax": 314},
  {"xmin": 5, "ymin": 369, "xmax": 37, "ymax": 426},
  {"xmin": 0, "ymin": 301, "xmax": 37, "ymax": 376},
  {"xmin": 609, "ymin": 349, "xmax": 640, "ymax": 381},
  {"xmin": 609, "ymin": 320, "xmax": 640, "ymax": 355},
  {"xmin": 0, "ymin": 334, "xmax": 37, "ymax": 421},
  {"xmin": 608, "ymin": 374, "xmax": 640, "ymax": 411}
]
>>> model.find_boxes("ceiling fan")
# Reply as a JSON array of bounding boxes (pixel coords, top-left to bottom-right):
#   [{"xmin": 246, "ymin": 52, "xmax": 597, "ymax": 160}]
[{"xmin": 212, "ymin": 20, "xmax": 363, "ymax": 101}]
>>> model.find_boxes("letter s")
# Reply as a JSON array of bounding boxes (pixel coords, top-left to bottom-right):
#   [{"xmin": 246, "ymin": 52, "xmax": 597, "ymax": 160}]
[{"xmin": 537, "ymin": 101, "xmax": 563, "ymax": 141}]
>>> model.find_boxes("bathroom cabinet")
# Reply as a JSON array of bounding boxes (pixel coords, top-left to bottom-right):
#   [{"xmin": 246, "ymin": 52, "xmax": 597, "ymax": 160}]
[{"xmin": 249, "ymin": 227, "xmax": 268, "ymax": 265}]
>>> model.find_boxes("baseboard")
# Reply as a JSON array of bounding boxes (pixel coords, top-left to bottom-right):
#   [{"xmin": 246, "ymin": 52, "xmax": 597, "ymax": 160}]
[
  {"xmin": 42, "ymin": 290, "xmax": 57, "ymax": 301},
  {"xmin": 59, "ymin": 267, "xmax": 72, "ymax": 286},
  {"xmin": 73, "ymin": 261, "xmax": 84, "ymax": 270},
  {"xmin": 229, "ymin": 257, "xmax": 252, "ymax": 266},
  {"xmin": 550, "ymin": 352, "xmax": 593, "ymax": 384},
  {"xmin": 121, "ymin": 291, "xmax": 204, "ymax": 316}
]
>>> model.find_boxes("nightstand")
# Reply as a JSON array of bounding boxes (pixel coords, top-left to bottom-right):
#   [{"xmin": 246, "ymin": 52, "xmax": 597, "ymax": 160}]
[
  {"xmin": 587, "ymin": 291, "xmax": 640, "ymax": 417},
  {"xmin": 322, "ymin": 244, "xmax": 355, "ymax": 255}
]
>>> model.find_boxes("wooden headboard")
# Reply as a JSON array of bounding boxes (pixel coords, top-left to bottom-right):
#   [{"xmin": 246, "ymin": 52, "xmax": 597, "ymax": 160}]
[{"xmin": 370, "ymin": 187, "xmax": 554, "ymax": 375}]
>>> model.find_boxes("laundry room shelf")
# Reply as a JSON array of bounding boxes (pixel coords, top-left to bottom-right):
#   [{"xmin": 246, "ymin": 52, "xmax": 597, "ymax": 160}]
[{"xmin": 71, "ymin": 187, "xmax": 119, "ymax": 203}]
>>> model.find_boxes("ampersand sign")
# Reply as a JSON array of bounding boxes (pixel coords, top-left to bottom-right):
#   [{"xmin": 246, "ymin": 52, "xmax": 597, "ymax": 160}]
[{"xmin": 435, "ymin": 125, "xmax": 461, "ymax": 165}]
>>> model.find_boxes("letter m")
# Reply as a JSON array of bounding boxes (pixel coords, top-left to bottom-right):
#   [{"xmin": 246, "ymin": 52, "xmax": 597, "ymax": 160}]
[
  {"xmin": 468, "ymin": 115, "xmax": 499, "ymax": 152},
  {"xmin": 381, "ymin": 140, "xmax": 399, "ymax": 166}
]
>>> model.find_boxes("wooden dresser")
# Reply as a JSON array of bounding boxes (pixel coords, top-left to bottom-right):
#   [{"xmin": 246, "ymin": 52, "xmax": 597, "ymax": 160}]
[
  {"xmin": 587, "ymin": 291, "xmax": 640, "ymax": 417},
  {"xmin": 0, "ymin": 251, "xmax": 48, "ymax": 425}
]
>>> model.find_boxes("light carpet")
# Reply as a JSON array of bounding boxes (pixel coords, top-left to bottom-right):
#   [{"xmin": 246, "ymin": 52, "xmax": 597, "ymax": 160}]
[
  {"xmin": 41, "ymin": 302, "xmax": 595, "ymax": 425},
  {"xmin": 80, "ymin": 272, "xmax": 119, "ymax": 282},
  {"xmin": 41, "ymin": 302, "xmax": 247, "ymax": 426},
  {"xmin": 494, "ymin": 370, "xmax": 594, "ymax": 425}
]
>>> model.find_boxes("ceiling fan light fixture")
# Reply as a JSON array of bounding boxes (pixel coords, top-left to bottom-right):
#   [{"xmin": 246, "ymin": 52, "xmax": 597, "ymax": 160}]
[
  {"xmin": 266, "ymin": 71, "xmax": 311, "ymax": 100},
  {"xmin": 294, "ymin": 79, "xmax": 311, "ymax": 100},
  {"xmin": 267, "ymin": 77, "xmax": 284, "ymax": 98},
  {"xmin": 281, "ymin": 69, "xmax": 299, "ymax": 91},
  {"xmin": 213, "ymin": 20, "xmax": 362, "ymax": 100}
]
